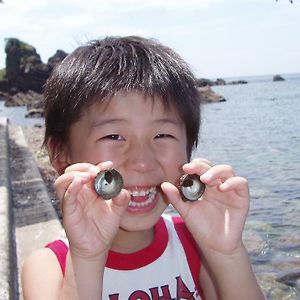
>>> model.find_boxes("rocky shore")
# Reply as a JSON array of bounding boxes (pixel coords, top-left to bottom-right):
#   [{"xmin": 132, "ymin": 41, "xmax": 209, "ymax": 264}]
[{"xmin": 0, "ymin": 37, "xmax": 229, "ymax": 117}]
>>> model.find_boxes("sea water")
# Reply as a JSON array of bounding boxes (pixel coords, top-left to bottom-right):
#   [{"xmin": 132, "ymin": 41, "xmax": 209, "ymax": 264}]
[
  {"xmin": 0, "ymin": 101, "xmax": 44, "ymax": 126},
  {"xmin": 194, "ymin": 73, "xmax": 300, "ymax": 299}
]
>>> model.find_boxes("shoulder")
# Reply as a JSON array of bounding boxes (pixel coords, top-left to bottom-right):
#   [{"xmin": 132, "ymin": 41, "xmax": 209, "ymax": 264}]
[{"xmin": 22, "ymin": 247, "xmax": 63, "ymax": 299}]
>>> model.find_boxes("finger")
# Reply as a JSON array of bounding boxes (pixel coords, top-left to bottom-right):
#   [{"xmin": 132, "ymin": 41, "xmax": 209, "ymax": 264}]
[
  {"xmin": 161, "ymin": 182, "xmax": 189, "ymax": 219},
  {"xmin": 65, "ymin": 162, "xmax": 99, "ymax": 174},
  {"xmin": 219, "ymin": 176, "xmax": 249, "ymax": 198},
  {"xmin": 64, "ymin": 161, "xmax": 113, "ymax": 175},
  {"xmin": 183, "ymin": 158, "xmax": 212, "ymax": 175},
  {"xmin": 62, "ymin": 174, "xmax": 92, "ymax": 217},
  {"xmin": 192, "ymin": 157, "xmax": 214, "ymax": 167},
  {"xmin": 200, "ymin": 164, "xmax": 235, "ymax": 185},
  {"xmin": 55, "ymin": 171, "xmax": 92, "ymax": 204}
]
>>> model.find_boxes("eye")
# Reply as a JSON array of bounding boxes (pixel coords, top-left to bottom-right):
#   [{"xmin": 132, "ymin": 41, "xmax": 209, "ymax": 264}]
[
  {"xmin": 102, "ymin": 134, "xmax": 125, "ymax": 141},
  {"xmin": 155, "ymin": 133, "xmax": 175, "ymax": 139}
]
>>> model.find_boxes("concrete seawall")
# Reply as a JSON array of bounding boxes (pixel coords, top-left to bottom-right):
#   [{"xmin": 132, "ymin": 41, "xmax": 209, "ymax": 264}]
[{"xmin": 0, "ymin": 117, "xmax": 62, "ymax": 299}]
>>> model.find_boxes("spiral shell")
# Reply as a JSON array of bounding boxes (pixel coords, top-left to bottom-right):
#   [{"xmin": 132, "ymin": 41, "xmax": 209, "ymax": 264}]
[
  {"xmin": 94, "ymin": 169, "xmax": 124, "ymax": 200},
  {"xmin": 179, "ymin": 174, "xmax": 205, "ymax": 201}
]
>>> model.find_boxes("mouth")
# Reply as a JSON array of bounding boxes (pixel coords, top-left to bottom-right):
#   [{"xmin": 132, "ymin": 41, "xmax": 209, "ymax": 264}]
[{"xmin": 127, "ymin": 186, "xmax": 159, "ymax": 212}]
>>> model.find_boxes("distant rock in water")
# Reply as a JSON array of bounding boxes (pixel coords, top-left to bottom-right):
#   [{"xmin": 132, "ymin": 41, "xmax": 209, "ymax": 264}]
[
  {"xmin": 0, "ymin": 38, "xmax": 68, "ymax": 110},
  {"xmin": 196, "ymin": 78, "xmax": 227, "ymax": 87},
  {"xmin": 198, "ymin": 86, "xmax": 226, "ymax": 103},
  {"xmin": 273, "ymin": 74, "xmax": 285, "ymax": 82},
  {"xmin": 227, "ymin": 80, "xmax": 248, "ymax": 85}
]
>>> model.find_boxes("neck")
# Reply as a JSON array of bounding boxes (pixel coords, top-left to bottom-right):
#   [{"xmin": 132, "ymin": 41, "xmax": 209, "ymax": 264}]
[{"xmin": 111, "ymin": 227, "xmax": 154, "ymax": 254}]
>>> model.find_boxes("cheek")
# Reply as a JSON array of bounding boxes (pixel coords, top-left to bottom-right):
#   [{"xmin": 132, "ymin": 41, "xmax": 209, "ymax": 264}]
[
  {"xmin": 67, "ymin": 143, "xmax": 104, "ymax": 164},
  {"xmin": 158, "ymin": 147, "xmax": 188, "ymax": 181}
]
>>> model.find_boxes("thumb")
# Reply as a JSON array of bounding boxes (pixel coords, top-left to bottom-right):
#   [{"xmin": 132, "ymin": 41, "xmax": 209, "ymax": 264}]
[
  {"xmin": 161, "ymin": 182, "xmax": 189, "ymax": 219},
  {"xmin": 110, "ymin": 189, "xmax": 131, "ymax": 217}
]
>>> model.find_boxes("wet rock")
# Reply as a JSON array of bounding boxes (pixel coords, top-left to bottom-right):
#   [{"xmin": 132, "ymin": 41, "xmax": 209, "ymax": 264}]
[
  {"xmin": 25, "ymin": 108, "xmax": 44, "ymax": 118},
  {"xmin": 257, "ymin": 273, "xmax": 300, "ymax": 299},
  {"xmin": 276, "ymin": 269, "xmax": 300, "ymax": 288},
  {"xmin": 243, "ymin": 231, "xmax": 269, "ymax": 256},
  {"xmin": 198, "ymin": 85, "xmax": 226, "ymax": 103}
]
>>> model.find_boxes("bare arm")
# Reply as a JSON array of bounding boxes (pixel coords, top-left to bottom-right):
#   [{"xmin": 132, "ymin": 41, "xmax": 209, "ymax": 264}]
[
  {"xmin": 199, "ymin": 244, "xmax": 265, "ymax": 300},
  {"xmin": 22, "ymin": 248, "xmax": 108, "ymax": 300},
  {"xmin": 162, "ymin": 158, "xmax": 265, "ymax": 300},
  {"xmin": 23, "ymin": 161, "xmax": 130, "ymax": 299},
  {"xmin": 22, "ymin": 248, "xmax": 65, "ymax": 299}
]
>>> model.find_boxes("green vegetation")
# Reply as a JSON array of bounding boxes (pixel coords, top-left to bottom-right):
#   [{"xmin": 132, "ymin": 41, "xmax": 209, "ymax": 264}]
[{"xmin": 0, "ymin": 68, "xmax": 6, "ymax": 80}]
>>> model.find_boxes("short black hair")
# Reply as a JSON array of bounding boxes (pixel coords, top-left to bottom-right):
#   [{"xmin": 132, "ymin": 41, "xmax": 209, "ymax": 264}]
[{"xmin": 44, "ymin": 36, "xmax": 201, "ymax": 158}]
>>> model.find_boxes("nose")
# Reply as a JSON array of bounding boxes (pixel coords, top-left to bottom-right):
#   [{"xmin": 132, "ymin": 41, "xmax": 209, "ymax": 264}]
[{"xmin": 124, "ymin": 140, "xmax": 157, "ymax": 174}]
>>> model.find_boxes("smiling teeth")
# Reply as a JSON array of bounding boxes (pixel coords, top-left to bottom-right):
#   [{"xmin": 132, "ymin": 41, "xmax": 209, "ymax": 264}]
[
  {"xmin": 129, "ymin": 187, "xmax": 157, "ymax": 207},
  {"xmin": 131, "ymin": 187, "xmax": 156, "ymax": 197}
]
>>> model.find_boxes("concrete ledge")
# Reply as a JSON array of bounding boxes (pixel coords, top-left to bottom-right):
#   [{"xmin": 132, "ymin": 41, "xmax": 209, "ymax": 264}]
[
  {"xmin": 8, "ymin": 124, "xmax": 63, "ymax": 299},
  {"xmin": 0, "ymin": 117, "xmax": 14, "ymax": 299}
]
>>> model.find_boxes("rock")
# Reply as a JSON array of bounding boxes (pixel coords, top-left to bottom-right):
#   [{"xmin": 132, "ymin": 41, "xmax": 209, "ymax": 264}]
[
  {"xmin": 198, "ymin": 85, "xmax": 226, "ymax": 103},
  {"xmin": 0, "ymin": 38, "xmax": 67, "ymax": 117},
  {"xmin": 228, "ymin": 80, "xmax": 248, "ymax": 85},
  {"xmin": 258, "ymin": 274, "xmax": 300, "ymax": 299},
  {"xmin": 276, "ymin": 269, "xmax": 300, "ymax": 287},
  {"xmin": 47, "ymin": 50, "xmax": 68, "ymax": 69},
  {"xmin": 273, "ymin": 74, "xmax": 285, "ymax": 81},
  {"xmin": 214, "ymin": 78, "xmax": 226, "ymax": 86},
  {"xmin": 2, "ymin": 90, "xmax": 43, "ymax": 107},
  {"xmin": 25, "ymin": 108, "xmax": 44, "ymax": 118},
  {"xmin": 196, "ymin": 78, "xmax": 215, "ymax": 87},
  {"xmin": 0, "ymin": 38, "xmax": 67, "ymax": 95},
  {"xmin": 196, "ymin": 78, "xmax": 227, "ymax": 87},
  {"xmin": 4, "ymin": 38, "xmax": 49, "ymax": 93}
]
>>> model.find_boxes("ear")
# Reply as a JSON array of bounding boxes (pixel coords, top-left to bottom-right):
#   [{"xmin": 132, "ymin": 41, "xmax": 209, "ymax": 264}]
[{"xmin": 47, "ymin": 137, "xmax": 70, "ymax": 175}]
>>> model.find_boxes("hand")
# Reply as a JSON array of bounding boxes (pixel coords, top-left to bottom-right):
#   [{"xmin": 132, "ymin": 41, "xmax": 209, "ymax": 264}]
[
  {"xmin": 54, "ymin": 161, "xmax": 130, "ymax": 260},
  {"xmin": 161, "ymin": 158, "xmax": 249, "ymax": 255}
]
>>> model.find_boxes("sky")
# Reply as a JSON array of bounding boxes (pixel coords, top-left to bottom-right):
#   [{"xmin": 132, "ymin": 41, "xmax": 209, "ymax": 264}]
[{"xmin": 0, "ymin": 0, "xmax": 299, "ymax": 79}]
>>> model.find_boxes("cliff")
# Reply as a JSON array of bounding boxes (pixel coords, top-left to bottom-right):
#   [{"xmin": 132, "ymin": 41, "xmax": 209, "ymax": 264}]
[{"xmin": 0, "ymin": 38, "xmax": 67, "ymax": 113}]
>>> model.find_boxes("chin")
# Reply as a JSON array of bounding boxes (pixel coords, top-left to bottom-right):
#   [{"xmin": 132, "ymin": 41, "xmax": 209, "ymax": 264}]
[{"xmin": 120, "ymin": 202, "xmax": 167, "ymax": 232}]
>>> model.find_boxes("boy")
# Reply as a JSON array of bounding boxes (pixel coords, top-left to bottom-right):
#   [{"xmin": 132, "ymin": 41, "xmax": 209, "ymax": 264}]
[{"xmin": 22, "ymin": 36, "xmax": 265, "ymax": 299}]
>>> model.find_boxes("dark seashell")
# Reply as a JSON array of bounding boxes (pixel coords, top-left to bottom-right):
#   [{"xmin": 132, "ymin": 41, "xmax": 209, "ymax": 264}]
[
  {"xmin": 179, "ymin": 174, "xmax": 205, "ymax": 201},
  {"xmin": 94, "ymin": 169, "xmax": 124, "ymax": 200}
]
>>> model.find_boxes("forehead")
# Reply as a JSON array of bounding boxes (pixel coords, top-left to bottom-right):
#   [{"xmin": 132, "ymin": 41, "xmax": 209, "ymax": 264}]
[{"xmin": 84, "ymin": 91, "xmax": 181, "ymax": 121}]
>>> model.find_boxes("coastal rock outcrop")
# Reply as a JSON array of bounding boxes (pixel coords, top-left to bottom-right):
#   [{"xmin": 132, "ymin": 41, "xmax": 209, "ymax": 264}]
[{"xmin": 0, "ymin": 38, "xmax": 67, "ymax": 107}]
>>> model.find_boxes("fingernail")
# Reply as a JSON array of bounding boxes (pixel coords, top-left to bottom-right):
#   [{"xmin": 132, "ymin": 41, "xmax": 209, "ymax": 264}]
[
  {"xmin": 201, "ymin": 172, "xmax": 212, "ymax": 181},
  {"xmin": 88, "ymin": 165, "xmax": 100, "ymax": 174}
]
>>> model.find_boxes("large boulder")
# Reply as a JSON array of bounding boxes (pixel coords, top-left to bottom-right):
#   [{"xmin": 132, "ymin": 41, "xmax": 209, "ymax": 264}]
[
  {"xmin": 5, "ymin": 38, "xmax": 50, "ymax": 93},
  {"xmin": 198, "ymin": 85, "xmax": 226, "ymax": 103}
]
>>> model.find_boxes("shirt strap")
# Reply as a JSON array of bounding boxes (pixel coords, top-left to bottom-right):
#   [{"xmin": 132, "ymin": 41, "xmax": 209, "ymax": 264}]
[
  {"xmin": 172, "ymin": 215, "xmax": 205, "ymax": 299},
  {"xmin": 46, "ymin": 239, "xmax": 68, "ymax": 276}
]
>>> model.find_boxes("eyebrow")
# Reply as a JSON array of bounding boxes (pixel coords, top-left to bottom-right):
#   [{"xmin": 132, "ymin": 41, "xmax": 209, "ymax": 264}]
[
  {"xmin": 154, "ymin": 118, "xmax": 183, "ymax": 126},
  {"xmin": 90, "ymin": 118, "xmax": 126, "ymax": 128},
  {"xmin": 90, "ymin": 117, "xmax": 183, "ymax": 129}
]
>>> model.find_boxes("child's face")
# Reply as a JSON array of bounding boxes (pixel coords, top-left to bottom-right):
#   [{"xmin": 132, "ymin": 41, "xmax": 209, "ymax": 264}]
[{"xmin": 65, "ymin": 91, "xmax": 188, "ymax": 231}]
